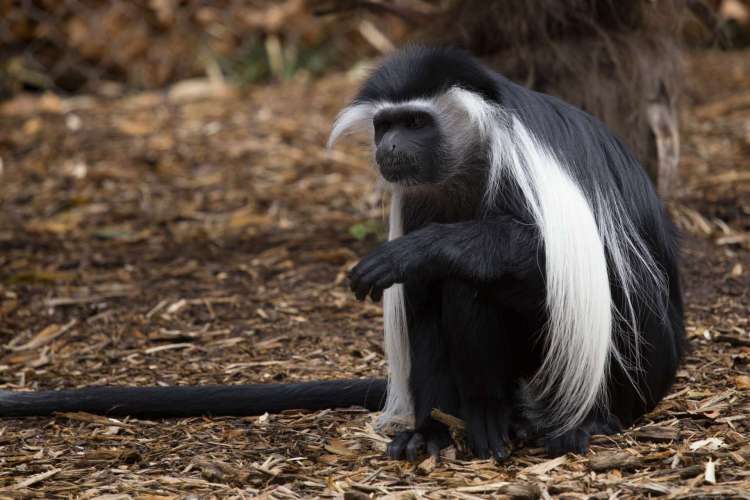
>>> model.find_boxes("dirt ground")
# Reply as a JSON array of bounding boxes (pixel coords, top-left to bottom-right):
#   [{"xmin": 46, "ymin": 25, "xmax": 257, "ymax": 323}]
[{"xmin": 0, "ymin": 49, "xmax": 748, "ymax": 499}]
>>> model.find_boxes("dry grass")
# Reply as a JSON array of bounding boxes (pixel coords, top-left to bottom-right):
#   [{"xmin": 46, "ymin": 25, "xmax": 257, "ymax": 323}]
[{"xmin": 0, "ymin": 50, "xmax": 748, "ymax": 499}]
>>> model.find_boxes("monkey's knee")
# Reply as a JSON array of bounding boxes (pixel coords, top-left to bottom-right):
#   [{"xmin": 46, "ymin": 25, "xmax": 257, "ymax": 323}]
[
  {"xmin": 440, "ymin": 278, "xmax": 496, "ymax": 331},
  {"xmin": 441, "ymin": 278, "xmax": 484, "ymax": 310}
]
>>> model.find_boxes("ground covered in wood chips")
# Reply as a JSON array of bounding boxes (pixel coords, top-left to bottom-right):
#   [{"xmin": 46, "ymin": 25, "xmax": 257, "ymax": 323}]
[{"xmin": 0, "ymin": 50, "xmax": 749, "ymax": 499}]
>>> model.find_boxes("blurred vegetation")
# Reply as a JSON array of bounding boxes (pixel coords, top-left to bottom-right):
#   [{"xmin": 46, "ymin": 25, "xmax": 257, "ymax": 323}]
[
  {"xmin": 1, "ymin": 0, "xmax": 749, "ymax": 99},
  {"xmin": 0, "ymin": 0, "xmax": 408, "ymax": 97},
  {"xmin": 719, "ymin": 0, "xmax": 750, "ymax": 46},
  {"xmin": 222, "ymin": 36, "xmax": 337, "ymax": 85}
]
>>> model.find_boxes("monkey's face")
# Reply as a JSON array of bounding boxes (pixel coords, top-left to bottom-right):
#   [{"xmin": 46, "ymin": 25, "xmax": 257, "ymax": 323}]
[{"xmin": 372, "ymin": 107, "xmax": 446, "ymax": 186}]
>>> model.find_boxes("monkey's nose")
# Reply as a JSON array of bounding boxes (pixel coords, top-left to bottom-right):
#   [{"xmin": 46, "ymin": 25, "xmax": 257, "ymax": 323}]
[{"xmin": 390, "ymin": 144, "xmax": 397, "ymax": 151}]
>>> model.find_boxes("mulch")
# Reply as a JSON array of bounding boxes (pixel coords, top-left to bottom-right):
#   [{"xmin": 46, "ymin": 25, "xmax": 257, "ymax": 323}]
[{"xmin": 0, "ymin": 49, "xmax": 748, "ymax": 499}]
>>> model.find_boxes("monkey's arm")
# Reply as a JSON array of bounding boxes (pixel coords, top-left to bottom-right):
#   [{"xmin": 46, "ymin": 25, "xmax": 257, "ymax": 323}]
[{"xmin": 349, "ymin": 216, "xmax": 543, "ymax": 303}]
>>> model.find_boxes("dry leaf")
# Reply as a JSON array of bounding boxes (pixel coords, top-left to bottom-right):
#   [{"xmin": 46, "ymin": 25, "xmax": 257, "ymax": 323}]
[
  {"xmin": 522, "ymin": 455, "xmax": 568, "ymax": 475},
  {"xmin": 730, "ymin": 263, "xmax": 743, "ymax": 277},
  {"xmin": 167, "ymin": 79, "xmax": 234, "ymax": 102},
  {"xmin": 317, "ymin": 454, "xmax": 339, "ymax": 464},
  {"xmin": 704, "ymin": 459, "xmax": 717, "ymax": 484},
  {"xmin": 113, "ymin": 116, "xmax": 160, "ymax": 136},
  {"xmin": 8, "ymin": 319, "xmax": 77, "ymax": 351},
  {"xmin": 8, "ymin": 468, "xmax": 61, "ymax": 489},
  {"xmin": 23, "ymin": 117, "xmax": 42, "ymax": 135},
  {"xmin": 735, "ymin": 375, "xmax": 750, "ymax": 390},
  {"xmin": 325, "ymin": 438, "xmax": 357, "ymax": 457},
  {"xmin": 689, "ymin": 438, "xmax": 725, "ymax": 451},
  {"xmin": 417, "ymin": 455, "xmax": 437, "ymax": 474},
  {"xmin": 25, "ymin": 209, "xmax": 86, "ymax": 234}
]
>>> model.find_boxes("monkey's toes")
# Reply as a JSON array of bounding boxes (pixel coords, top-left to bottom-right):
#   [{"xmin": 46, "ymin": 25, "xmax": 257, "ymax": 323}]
[
  {"xmin": 543, "ymin": 427, "xmax": 591, "ymax": 457},
  {"xmin": 386, "ymin": 428, "xmax": 450, "ymax": 462},
  {"xmin": 465, "ymin": 400, "xmax": 512, "ymax": 462}
]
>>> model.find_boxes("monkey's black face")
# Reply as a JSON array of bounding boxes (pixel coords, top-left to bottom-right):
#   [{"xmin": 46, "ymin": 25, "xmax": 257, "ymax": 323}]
[{"xmin": 373, "ymin": 107, "xmax": 444, "ymax": 185}]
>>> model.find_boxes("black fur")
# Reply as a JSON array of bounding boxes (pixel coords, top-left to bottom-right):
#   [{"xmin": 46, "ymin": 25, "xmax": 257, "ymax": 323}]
[
  {"xmin": 348, "ymin": 46, "xmax": 685, "ymax": 460},
  {"xmin": 357, "ymin": 46, "xmax": 500, "ymax": 104},
  {"xmin": 0, "ymin": 380, "xmax": 385, "ymax": 418}
]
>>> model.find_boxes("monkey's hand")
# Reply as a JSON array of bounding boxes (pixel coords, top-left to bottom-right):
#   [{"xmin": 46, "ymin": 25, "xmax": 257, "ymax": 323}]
[
  {"xmin": 348, "ymin": 233, "xmax": 436, "ymax": 302},
  {"xmin": 348, "ymin": 218, "xmax": 541, "ymax": 302}
]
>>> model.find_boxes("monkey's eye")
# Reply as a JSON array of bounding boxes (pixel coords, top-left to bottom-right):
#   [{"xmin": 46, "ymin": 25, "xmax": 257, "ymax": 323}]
[
  {"xmin": 373, "ymin": 118, "xmax": 391, "ymax": 134},
  {"xmin": 404, "ymin": 114, "xmax": 427, "ymax": 130}
]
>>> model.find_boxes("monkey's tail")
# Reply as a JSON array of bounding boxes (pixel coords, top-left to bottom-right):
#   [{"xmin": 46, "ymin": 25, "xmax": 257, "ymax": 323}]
[{"xmin": 0, "ymin": 379, "xmax": 386, "ymax": 418}]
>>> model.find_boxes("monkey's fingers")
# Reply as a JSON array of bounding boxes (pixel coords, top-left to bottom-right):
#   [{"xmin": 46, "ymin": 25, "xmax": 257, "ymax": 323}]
[
  {"xmin": 352, "ymin": 280, "xmax": 371, "ymax": 301},
  {"xmin": 370, "ymin": 286, "xmax": 384, "ymax": 302},
  {"xmin": 385, "ymin": 431, "xmax": 427, "ymax": 462},
  {"xmin": 386, "ymin": 431, "xmax": 414, "ymax": 459},
  {"xmin": 426, "ymin": 427, "xmax": 452, "ymax": 460},
  {"xmin": 349, "ymin": 252, "xmax": 387, "ymax": 281},
  {"xmin": 465, "ymin": 410, "xmax": 491, "ymax": 460},
  {"xmin": 349, "ymin": 268, "xmax": 377, "ymax": 300},
  {"xmin": 350, "ymin": 274, "xmax": 376, "ymax": 301},
  {"xmin": 486, "ymin": 409, "xmax": 512, "ymax": 462},
  {"xmin": 348, "ymin": 258, "xmax": 386, "ymax": 299},
  {"xmin": 426, "ymin": 440, "xmax": 442, "ymax": 459},
  {"xmin": 347, "ymin": 270, "xmax": 362, "ymax": 296},
  {"xmin": 544, "ymin": 427, "xmax": 591, "ymax": 457},
  {"xmin": 369, "ymin": 272, "xmax": 398, "ymax": 302},
  {"xmin": 405, "ymin": 433, "xmax": 425, "ymax": 462},
  {"xmin": 352, "ymin": 264, "xmax": 393, "ymax": 302}
]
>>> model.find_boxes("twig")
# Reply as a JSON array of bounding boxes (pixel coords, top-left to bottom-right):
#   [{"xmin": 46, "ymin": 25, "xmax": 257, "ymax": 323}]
[
  {"xmin": 5, "ymin": 468, "xmax": 61, "ymax": 490},
  {"xmin": 693, "ymin": 90, "xmax": 750, "ymax": 119},
  {"xmin": 313, "ymin": 0, "xmax": 434, "ymax": 23},
  {"xmin": 431, "ymin": 408, "xmax": 465, "ymax": 430}
]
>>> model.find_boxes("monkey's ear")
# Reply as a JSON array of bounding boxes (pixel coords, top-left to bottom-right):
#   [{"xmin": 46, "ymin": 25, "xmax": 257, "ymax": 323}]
[{"xmin": 327, "ymin": 102, "xmax": 376, "ymax": 149}]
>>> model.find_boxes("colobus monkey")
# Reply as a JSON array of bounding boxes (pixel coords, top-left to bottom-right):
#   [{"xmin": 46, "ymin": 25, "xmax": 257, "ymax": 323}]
[
  {"xmin": 329, "ymin": 46, "xmax": 684, "ymax": 460},
  {"xmin": 0, "ymin": 47, "xmax": 683, "ymax": 461}
]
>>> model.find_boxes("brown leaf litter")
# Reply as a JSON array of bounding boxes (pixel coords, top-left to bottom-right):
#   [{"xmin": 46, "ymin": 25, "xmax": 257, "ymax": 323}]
[{"xmin": 0, "ymin": 49, "xmax": 748, "ymax": 498}]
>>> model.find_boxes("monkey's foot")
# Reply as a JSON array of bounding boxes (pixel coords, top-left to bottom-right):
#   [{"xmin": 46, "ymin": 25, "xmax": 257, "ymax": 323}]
[
  {"xmin": 543, "ymin": 427, "xmax": 591, "ymax": 457},
  {"xmin": 543, "ymin": 413, "xmax": 622, "ymax": 457},
  {"xmin": 386, "ymin": 426, "xmax": 451, "ymax": 462},
  {"xmin": 463, "ymin": 400, "xmax": 512, "ymax": 462}
]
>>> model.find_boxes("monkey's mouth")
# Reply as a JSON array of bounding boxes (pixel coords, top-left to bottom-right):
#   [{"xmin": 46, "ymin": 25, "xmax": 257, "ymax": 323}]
[
  {"xmin": 379, "ymin": 164, "xmax": 418, "ymax": 183},
  {"xmin": 376, "ymin": 152, "xmax": 421, "ymax": 184}
]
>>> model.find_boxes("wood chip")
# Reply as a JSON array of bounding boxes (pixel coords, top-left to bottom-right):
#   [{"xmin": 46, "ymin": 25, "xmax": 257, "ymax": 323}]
[
  {"xmin": 5, "ymin": 468, "xmax": 61, "ymax": 489},
  {"xmin": 8, "ymin": 320, "xmax": 77, "ymax": 351}
]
